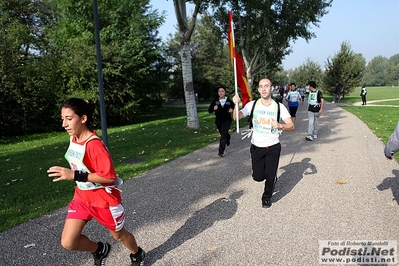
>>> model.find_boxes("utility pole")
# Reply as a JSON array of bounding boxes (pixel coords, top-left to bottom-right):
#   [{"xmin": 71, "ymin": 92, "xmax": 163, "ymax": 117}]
[{"xmin": 93, "ymin": 0, "xmax": 108, "ymax": 147}]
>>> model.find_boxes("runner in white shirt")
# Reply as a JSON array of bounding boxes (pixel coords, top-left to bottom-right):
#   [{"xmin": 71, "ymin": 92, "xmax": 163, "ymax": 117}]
[{"xmin": 233, "ymin": 78, "xmax": 294, "ymax": 208}]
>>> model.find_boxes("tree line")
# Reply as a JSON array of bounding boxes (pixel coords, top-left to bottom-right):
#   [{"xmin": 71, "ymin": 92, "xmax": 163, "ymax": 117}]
[
  {"xmin": 285, "ymin": 41, "xmax": 399, "ymax": 97},
  {"xmin": 1, "ymin": 0, "xmax": 167, "ymax": 136},
  {"xmin": 2, "ymin": 0, "xmax": 397, "ymax": 137}
]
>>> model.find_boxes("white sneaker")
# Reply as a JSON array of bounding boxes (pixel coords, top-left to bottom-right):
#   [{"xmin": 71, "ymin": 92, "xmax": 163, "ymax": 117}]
[
  {"xmin": 332, "ymin": 101, "xmax": 335, "ymax": 103},
  {"xmin": 305, "ymin": 135, "xmax": 313, "ymax": 141},
  {"xmin": 313, "ymin": 135, "xmax": 318, "ymax": 140}
]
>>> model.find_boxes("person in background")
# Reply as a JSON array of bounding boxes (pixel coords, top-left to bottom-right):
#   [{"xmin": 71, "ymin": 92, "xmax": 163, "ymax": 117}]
[
  {"xmin": 208, "ymin": 86, "xmax": 235, "ymax": 157},
  {"xmin": 361, "ymin": 86, "xmax": 367, "ymax": 105},
  {"xmin": 47, "ymin": 98, "xmax": 145, "ymax": 266},
  {"xmin": 384, "ymin": 121, "xmax": 399, "ymax": 160},
  {"xmin": 278, "ymin": 85, "xmax": 285, "ymax": 103},
  {"xmin": 298, "ymin": 85, "xmax": 305, "ymax": 104},
  {"xmin": 285, "ymin": 84, "xmax": 290, "ymax": 94},
  {"xmin": 285, "ymin": 82, "xmax": 302, "ymax": 124},
  {"xmin": 232, "ymin": 78, "xmax": 294, "ymax": 209},
  {"xmin": 333, "ymin": 83, "xmax": 341, "ymax": 103},
  {"xmin": 305, "ymin": 81, "xmax": 324, "ymax": 141},
  {"xmin": 305, "ymin": 84, "xmax": 310, "ymax": 97}
]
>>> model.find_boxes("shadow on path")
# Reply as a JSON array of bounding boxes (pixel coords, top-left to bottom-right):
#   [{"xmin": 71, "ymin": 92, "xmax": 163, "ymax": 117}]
[
  {"xmin": 273, "ymin": 158, "xmax": 317, "ymax": 203},
  {"xmin": 146, "ymin": 190, "xmax": 243, "ymax": 265},
  {"xmin": 377, "ymin": 169, "xmax": 399, "ymax": 205}
]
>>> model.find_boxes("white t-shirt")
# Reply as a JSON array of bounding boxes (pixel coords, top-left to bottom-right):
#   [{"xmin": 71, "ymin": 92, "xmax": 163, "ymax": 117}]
[
  {"xmin": 286, "ymin": 90, "xmax": 301, "ymax": 102},
  {"xmin": 241, "ymin": 100, "xmax": 291, "ymax": 147}
]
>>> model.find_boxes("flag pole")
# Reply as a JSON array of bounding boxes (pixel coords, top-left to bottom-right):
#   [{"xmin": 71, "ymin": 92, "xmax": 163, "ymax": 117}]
[
  {"xmin": 230, "ymin": 12, "xmax": 240, "ymax": 133},
  {"xmin": 234, "ymin": 57, "xmax": 239, "ymax": 133}
]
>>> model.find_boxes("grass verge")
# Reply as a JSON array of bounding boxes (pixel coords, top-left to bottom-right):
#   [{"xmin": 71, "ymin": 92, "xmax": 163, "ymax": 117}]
[
  {"xmin": 342, "ymin": 106, "xmax": 399, "ymax": 161},
  {"xmin": 0, "ymin": 107, "xmax": 221, "ymax": 232},
  {"xmin": 324, "ymin": 86, "xmax": 399, "ymax": 103}
]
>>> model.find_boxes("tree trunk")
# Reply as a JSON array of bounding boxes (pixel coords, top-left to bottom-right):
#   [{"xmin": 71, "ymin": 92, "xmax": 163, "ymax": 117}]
[
  {"xmin": 173, "ymin": 0, "xmax": 200, "ymax": 129},
  {"xmin": 181, "ymin": 42, "xmax": 199, "ymax": 129},
  {"xmin": 247, "ymin": 68, "xmax": 254, "ymax": 90}
]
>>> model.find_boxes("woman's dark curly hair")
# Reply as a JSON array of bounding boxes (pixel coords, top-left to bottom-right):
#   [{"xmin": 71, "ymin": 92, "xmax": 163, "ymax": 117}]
[{"xmin": 62, "ymin": 98, "xmax": 95, "ymax": 131}]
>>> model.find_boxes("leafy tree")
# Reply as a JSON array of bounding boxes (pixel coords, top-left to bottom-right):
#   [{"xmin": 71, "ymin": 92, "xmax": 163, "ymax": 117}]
[
  {"xmin": 172, "ymin": 0, "xmax": 204, "ymax": 129},
  {"xmin": 165, "ymin": 13, "xmax": 238, "ymax": 101},
  {"xmin": 169, "ymin": 0, "xmax": 332, "ymax": 128},
  {"xmin": 163, "ymin": 33, "xmax": 185, "ymax": 99},
  {"xmin": 290, "ymin": 59, "xmax": 323, "ymax": 88},
  {"xmin": 51, "ymin": 0, "xmax": 165, "ymax": 126},
  {"xmin": 191, "ymin": 15, "xmax": 235, "ymax": 100},
  {"xmin": 362, "ymin": 55, "xmax": 389, "ymax": 86},
  {"xmin": 323, "ymin": 41, "xmax": 365, "ymax": 96},
  {"xmin": 387, "ymin": 54, "xmax": 399, "ymax": 86},
  {"xmin": 0, "ymin": 0, "xmax": 62, "ymax": 136},
  {"xmin": 169, "ymin": 0, "xmax": 331, "ymax": 129},
  {"xmin": 271, "ymin": 70, "xmax": 290, "ymax": 88},
  {"xmin": 210, "ymin": 0, "xmax": 332, "ymax": 90}
]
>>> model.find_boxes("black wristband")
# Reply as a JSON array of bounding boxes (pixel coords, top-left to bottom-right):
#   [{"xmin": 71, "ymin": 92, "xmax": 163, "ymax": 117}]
[{"xmin": 74, "ymin": 170, "xmax": 88, "ymax": 182}]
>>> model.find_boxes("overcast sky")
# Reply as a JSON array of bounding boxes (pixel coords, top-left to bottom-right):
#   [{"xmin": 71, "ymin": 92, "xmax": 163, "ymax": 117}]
[{"xmin": 152, "ymin": 0, "xmax": 399, "ymax": 70}]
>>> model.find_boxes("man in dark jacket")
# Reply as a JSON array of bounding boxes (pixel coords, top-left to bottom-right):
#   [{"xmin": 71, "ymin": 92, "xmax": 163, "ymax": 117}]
[
  {"xmin": 208, "ymin": 86, "xmax": 235, "ymax": 157},
  {"xmin": 333, "ymin": 83, "xmax": 341, "ymax": 103}
]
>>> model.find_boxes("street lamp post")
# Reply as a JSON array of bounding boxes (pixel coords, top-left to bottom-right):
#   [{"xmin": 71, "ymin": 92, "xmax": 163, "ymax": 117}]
[{"xmin": 93, "ymin": 0, "xmax": 108, "ymax": 147}]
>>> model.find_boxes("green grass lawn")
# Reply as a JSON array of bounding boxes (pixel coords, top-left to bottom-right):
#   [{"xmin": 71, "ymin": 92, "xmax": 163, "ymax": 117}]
[
  {"xmin": 324, "ymin": 86, "xmax": 399, "ymax": 103},
  {"xmin": 0, "ymin": 107, "xmax": 221, "ymax": 232},
  {"xmin": 1, "ymin": 87, "xmax": 399, "ymax": 232},
  {"xmin": 342, "ymin": 106, "xmax": 398, "ymax": 143},
  {"xmin": 370, "ymin": 100, "xmax": 399, "ymax": 106}
]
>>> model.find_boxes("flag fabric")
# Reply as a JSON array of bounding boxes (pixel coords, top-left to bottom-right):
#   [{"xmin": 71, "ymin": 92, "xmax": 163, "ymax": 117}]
[
  {"xmin": 235, "ymin": 54, "xmax": 252, "ymax": 107},
  {"xmin": 228, "ymin": 11, "xmax": 252, "ymax": 107}
]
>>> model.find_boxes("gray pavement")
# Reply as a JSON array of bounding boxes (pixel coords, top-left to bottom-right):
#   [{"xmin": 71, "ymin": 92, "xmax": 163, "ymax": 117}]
[{"xmin": 1, "ymin": 101, "xmax": 399, "ymax": 266}]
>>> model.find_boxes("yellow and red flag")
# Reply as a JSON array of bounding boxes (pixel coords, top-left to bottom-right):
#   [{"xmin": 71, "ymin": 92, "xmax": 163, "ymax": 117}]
[{"xmin": 228, "ymin": 11, "xmax": 252, "ymax": 108}]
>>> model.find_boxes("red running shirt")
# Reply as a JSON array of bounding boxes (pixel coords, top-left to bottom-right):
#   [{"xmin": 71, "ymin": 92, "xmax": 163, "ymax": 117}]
[{"xmin": 69, "ymin": 131, "xmax": 122, "ymax": 208}]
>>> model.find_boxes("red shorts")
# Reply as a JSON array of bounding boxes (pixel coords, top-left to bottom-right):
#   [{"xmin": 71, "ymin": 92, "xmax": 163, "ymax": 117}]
[{"xmin": 66, "ymin": 199, "xmax": 125, "ymax": 231}]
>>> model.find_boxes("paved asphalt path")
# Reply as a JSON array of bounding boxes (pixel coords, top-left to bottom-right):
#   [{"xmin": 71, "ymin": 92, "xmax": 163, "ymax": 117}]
[{"xmin": 1, "ymin": 101, "xmax": 399, "ymax": 266}]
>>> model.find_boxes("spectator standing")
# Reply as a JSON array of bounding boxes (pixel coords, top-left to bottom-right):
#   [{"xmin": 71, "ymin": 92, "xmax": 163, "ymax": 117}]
[
  {"xmin": 361, "ymin": 86, "xmax": 367, "ymax": 105},
  {"xmin": 305, "ymin": 81, "xmax": 324, "ymax": 141}
]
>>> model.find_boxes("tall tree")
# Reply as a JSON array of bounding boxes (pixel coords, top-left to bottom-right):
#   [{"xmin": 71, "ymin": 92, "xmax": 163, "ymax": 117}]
[
  {"xmin": 210, "ymin": 0, "xmax": 332, "ymax": 90},
  {"xmin": 387, "ymin": 54, "xmax": 399, "ymax": 87},
  {"xmin": 290, "ymin": 59, "xmax": 323, "ymax": 88},
  {"xmin": 165, "ymin": 14, "xmax": 234, "ymax": 101},
  {"xmin": 172, "ymin": 0, "xmax": 204, "ymax": 129},
  {"xmin": 0, "ymin": 0, "xmax": 61, "ymax": 136},
  {"xmin": 51, "ymin": 0, "xmax": 165, "ymax": 125},
  {"xmin": 192, "ymin": 15, "xmax": 234, "ymax": 100},
  {"xmin": 362, "ymin": 56, "xmax": 389, "ymax": 87},
  {"xmin": 323, "ymin": 41, "xmax": 365, "ymax": 95},
  {"xmin": 270, "ymin": 69, "xmax": 290, "ymax": 88},
  {"xmin": 170, "ymin": 0, "xmax": 331, "ymax": 128}
]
